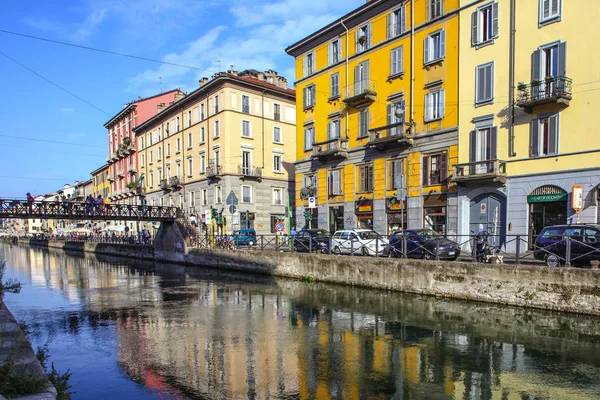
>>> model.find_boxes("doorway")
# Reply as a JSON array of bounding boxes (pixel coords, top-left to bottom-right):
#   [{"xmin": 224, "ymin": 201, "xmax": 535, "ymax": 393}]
[{"xmin": 470, "ymin": 193, "xmax": 506, "ymax": 246}]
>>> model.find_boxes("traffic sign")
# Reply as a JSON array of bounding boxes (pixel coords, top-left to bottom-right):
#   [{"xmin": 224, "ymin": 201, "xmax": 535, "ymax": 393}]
[
  {"xmin": 205, "ymin": 210, "xmax": 211, "ymax": 225},
  {"xmin": 229, "ymin": 205, "xmax": 237, "ymax": 214},
  {"xmin": 308, "ymin": 197, "xmax": 316, "ymax": 209},
  {"xmin": 226, "ymin": 191, "xmax": 238, "ymax": 205},
  {"xmin": 274, "ymin": 221, "xmax": 285, "ymax": 232}
]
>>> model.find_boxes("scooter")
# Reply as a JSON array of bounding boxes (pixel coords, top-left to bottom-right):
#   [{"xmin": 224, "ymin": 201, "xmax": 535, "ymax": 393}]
[{"xmin": 472, "ymin": 231, "xmax": 503, "ymax": 264}]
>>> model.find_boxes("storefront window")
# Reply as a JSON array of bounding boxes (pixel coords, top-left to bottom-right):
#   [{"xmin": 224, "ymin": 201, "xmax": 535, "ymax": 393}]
[
  {"xmin": 329, "ymin": 206, "xmax": 344, "ymax": 233},
  {"xmin": 423, "ymin": 193, "xmax": 447, "ymax": 234},
  {"xmin": 240, "ymin": 211, "xmax": 255, "ymax": 230},
  {"xmin": 355, "ymin": 199, "xmax": 373, "ymax": 229}
]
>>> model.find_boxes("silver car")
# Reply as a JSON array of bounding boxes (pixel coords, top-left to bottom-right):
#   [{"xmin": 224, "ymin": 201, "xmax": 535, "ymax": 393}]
[{"xmin": 331, "ymin": 229, "xmax": 388, "ymax": 256}]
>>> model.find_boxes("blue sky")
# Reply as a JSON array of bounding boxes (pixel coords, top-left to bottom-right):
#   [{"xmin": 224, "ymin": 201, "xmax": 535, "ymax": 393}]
[{"xmin": 0, "ymin": 0, "xmax": 363, "ymax": 198}]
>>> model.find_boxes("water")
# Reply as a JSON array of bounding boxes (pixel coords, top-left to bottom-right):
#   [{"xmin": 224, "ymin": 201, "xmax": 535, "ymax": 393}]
[{"xmin": 2, "ymin": 244, "xmax": 600, "ymax": 399}]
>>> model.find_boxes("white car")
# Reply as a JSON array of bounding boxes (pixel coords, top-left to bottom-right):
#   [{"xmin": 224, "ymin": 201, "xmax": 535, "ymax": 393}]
[{"xmin": 331, "ymin": 229, "xmax": 388, "ymax": 256}]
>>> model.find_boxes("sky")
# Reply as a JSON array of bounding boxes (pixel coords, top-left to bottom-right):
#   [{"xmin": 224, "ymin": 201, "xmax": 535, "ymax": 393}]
[{"xmin": 0, "ymin": 0, "xmax": 364, "ymax": 198}]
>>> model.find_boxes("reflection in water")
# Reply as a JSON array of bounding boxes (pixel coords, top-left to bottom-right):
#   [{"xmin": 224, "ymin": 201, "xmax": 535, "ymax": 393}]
[{"xmin": 2, "ymin": 244, "xmax": 600, "ymax": 399}]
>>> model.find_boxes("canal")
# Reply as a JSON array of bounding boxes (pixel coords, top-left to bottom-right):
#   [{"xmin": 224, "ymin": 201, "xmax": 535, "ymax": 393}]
[{"xmin": 2, "ymin": 244, "xmax": 600, "ymax": 399}]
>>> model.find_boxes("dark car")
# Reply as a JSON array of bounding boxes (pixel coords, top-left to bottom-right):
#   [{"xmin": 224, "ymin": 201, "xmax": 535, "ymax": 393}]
[
  {"xmin": 293, "ymin": 229, "xmax": 330, "ymax": 253},
  {"xmin": 385, "ymin": 229, "xmax": 461, "ymax": 260},
  {"xmin": 533, "ymin": 224, "xmax": 600, "ymax": 267}
]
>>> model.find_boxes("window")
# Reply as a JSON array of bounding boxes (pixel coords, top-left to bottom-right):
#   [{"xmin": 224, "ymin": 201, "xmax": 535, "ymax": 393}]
[
  {"xmin": 354, "ymin": 61, "xmax": 370, "ymax": 95},
  {"xmin": 149, "ymin": 171, "xmax": 154, "ymax": 187},
  {"xmin": 200, "ymin": 104, "xmax": 205, "ymax": 120},
  {"xmin": 327, "ymin": 119, "xmax": 341, "ymax": 140},
  {"xmin": 187, "ymin": 158, "xmax": 193, "ymax": 176},
  {"xmin": 242, "ymin": 185, "xmax": 252, "ymax": 203},
  {"xmin": 176, "ymin": 137, "xmax": 181, "ymax": 153},
  {"xmin": 273, "ymin": 154, "xmax": 282, "ymax": 172},
  {"xmin": 357, "ymin": 165, "xmax": 374, "ymax": 193},
  {"xmin": 176, "ymin": 116, "xmax": 180, "ymax": 131},
  {"xmin": 242, "ymin": 120, "xmax": 251, "ymax": 137},
  {"xmin": 429, "ymin": 0, "xmax": 443, "ymax": 20},
  {"xmin": 166, "ymin": 143, "xmax": 171, "ymax": 157},
  {"xmin": 472, "ymin": 2, "xmax": 499, "ymax": 46},
  {"xmin": 273, "ymin": 188, "xmax": 283, "ymax": 205},
  {"xmin": 387, "ymin": 158, "xmax": 405, "ymax": 190},
  {"xmin": 187, "ymin": 110, "xmax": 192, "ymax": 127},
  {"xmin": 140, "ymin": 137, "xmax": 145, "ymax": 150},
  {"xmin": 387, "ymin": 6, "xmax": 406, "ymax": 38},
  {"xmin": 215, "ymin": 186, "xmax": 222, "ymax": 204},
  {"xmin": 189, "ymin": 191, "xmax": 196, "ymax": 207},
  {"xmin": 149, "ymin": 150, "xmax": 153, "ymax": 164},
  {"xmin": 530, "ymin": 114, "xmax": 559, "ymax": 157},
  {"xmin": 141, "ymin": 154, "xmax": 145, "ymax": 167},
  {"xmin": 475, "ymin": 62, "xmax": 494, "ymax": 105},
  {"xmin": 303, "ymin": 52, "xmax": 315, "ymax": 77},
  {"xmin": 274, "ymin": 103, "xmax": 281, "ymax": 121},
  {"xmin": 422, "ymin": 153, "xmax": 448, "ymax": 185},
  {"xmin": 304, "ymin": 126, "xmax": 315, "ymax": 151},
  {"xmin": 328, "ymin": 39, "xmax": 341, "ymax": 65},
  {"xmin": 532, "ymin": 42, "xmax": 566, "ymax": 81},
  {"xmin": 214, "ymin": 120, "xmax": 220, "ymax": 138},
  {"xmin": 424, "ymin": 89, "xmax": 445, "ymax": 122},
  {"xmin": 330, "ymin": 73, "xmax": 340, "ymax": 99},
  {"xmin": 214, "ymin": 149, "xmax": 220, "ymax": 166},
  {"xmin": 303, "ymin": 84, "xmax": 316, "ymax": 109},
  {"xmin": 359, "ymin": 108, "xmax": 369, "ymax": 138},
  {"xmin": 176, "ymin": 162, "xmax": 181, "ymax": 178},
  {"xmin": 242, "ymin": 150, "xmax": 252, "ymax": 174},
  {"xmin": 187, "ymin": 132, "xmax": 192, "ymax": 148},
  {"xmin": 200, "ymin": 127, "xmax": 205, "ymax": 143},
  {"xmin": 157, "ymin": 167, "xmax": 163, "ymax": 180},
  {"xmin": 214, "ymin": 95, "xmax": 219, "ymax": 113},
  {"xmin": 329, "ymin": 169, "xmax": 342, "ymax": 196},
  {"xmin": 242, "ymin": 95, "xmax": 250, "ymax": 114},
  {"xmin": 167, "ymin": 165, "xmax": 171, "ymax": 178},
  {"xmin": 387, "ymin": 100, "xmax": 405, "ymax": 136},
  {"xmin": 470, "ymin": 125, "xmax": 498, "ymax": 172},
  {"xmin": 424, "ymin": 30, "xmax": 446, "ymax": 64},
  {"xmin": 201, "ymin": 189, "xmax": 207, "ymax": 205},
  {"xmin": 199, "ymin": 153, "xmax": 206, "ymax": 173},
  {"xmin": 157, "ymin": 146, "xmax": 162, "ymax": 160},
  {"xmin": 355, "ymin": 23, "xmax": 371, "ymax": 53},
  {"xmin": 539, "ymin": 0, "xmax": 561, "ymax": 24},
  {"xmin": 273, "ymin": 127, "xmax": 282, "ymax": 143},
  {"xmin": 390, "ymin": 46, "xmax": 403, "ymax": 76},
  {"xmin": 165, "ymin": 122, "xmax": 169, "ymax": 136},
  {"xmin": 304, "ymin": 174, "xmax": 317, "ymax": 188}
]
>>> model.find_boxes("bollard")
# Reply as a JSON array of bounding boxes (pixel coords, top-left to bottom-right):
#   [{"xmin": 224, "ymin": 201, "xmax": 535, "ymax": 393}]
[
  {"xmin": 435, "ymin": 237, "xmax": 440, "ymax": 261},
  {"xmin": 515, "ymin": 236, "xmax": 520, "ymax": 265},
  {"xmin": 402, "ymin": 234, "xmax": 407, "ymax": 258},
  {"xmin": 329, "ymin": 236, "xmax": 333, "ymax": 255},
  {"xmin": 261, "ymin": 235, "xmax": 264, "ymax": 251},
  {"xmin": 565, "ymin": 236, "xmax": 571, "ymax": 267},
  {"xmin": 376, "ymin": 238, "xmax": 379, "ymax": 256},
  {"xmin": 351, "ymin": 238, "xmax": 354, "ymax": 256},
  {"xmin": 309, "ymin": 236, "xmax": 312, "ymax": 253}
]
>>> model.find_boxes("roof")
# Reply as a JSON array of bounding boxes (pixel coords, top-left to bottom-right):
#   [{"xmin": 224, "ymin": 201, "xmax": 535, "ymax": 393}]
[
  {"xmin": 134, "ymin": 73, "xmax": 295, "ymax": 134},
  {"xmin": 91, "ymin": 164, "xmax": 110, "ymax": 175},
  {"xmin": 103, "ymin": 88, "xmax": 183, "ymax": 128}
]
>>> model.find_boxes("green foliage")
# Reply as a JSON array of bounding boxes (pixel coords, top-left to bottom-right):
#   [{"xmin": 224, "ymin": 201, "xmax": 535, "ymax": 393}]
[
  {"xmin": 0, "ymin": 356, "xmax": 49, "ymax": 399},
  {"xmin": 48, "ymin": 363, "xmax": 73, "ymax": 400},
  {"xmin": 0, "ymin": 258, "xmax": 21, "ymax": 301}
]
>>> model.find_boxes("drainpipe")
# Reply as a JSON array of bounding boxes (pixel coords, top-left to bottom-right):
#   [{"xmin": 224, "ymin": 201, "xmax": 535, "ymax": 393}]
[
  {"xmin": 261, "ymin": 89, "xmax": 267, "ymax": 169},
  {"xmin": 340, "ymin": 19, "xmax": 350, "ymax": 139},
  {"xmin": 509, "ymin": 0, "xmax": 517, "ymax": 157},
  {"xmin": 410, "ymin": 0, "xmax": 415, "ymax": 130}
]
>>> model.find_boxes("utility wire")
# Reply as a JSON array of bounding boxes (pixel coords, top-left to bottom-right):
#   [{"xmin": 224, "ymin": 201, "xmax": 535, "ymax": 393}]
[
  {"xmin": 0, "ymin": 50, "xmax": 111, "ymax": 116},
  {"xmin": 0, "ymin": 175, "xmax": 74, "ymax": 181},
  {"xmin": 0, "ymin": 29, "xmax": 216, "ymax": 74},
  {"xmin": 0, "ymin": 134, "xmax": 105, "ymax": 148}
]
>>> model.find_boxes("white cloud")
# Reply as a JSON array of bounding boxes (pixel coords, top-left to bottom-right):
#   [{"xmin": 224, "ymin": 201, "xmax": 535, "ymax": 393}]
[
  {"xmin": 59, "ymin": 107, "xmax": 75, "ymax": 113},
  {"xmin": 72, "ymin": 9, "xmax": 107, "ymax": 42}
]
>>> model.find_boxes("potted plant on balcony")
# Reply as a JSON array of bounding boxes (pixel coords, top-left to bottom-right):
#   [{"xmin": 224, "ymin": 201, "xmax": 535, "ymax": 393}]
[
  {"xmin": 363, "ymin": 88, "xmax": 377, "ymax": 96},
  {"xmin": 517, "ymin": 81, "xmax": 527, "ymax": 91},
  {"xmin": 357, "ymin": 36, "xmax": 366, "ymax": 46},
  {"xmin": 126, "ymin": 182, "xmax": 136, "ymax": 192},
  {"xmin": 530, "ymin": 79, "xmax": 542, "ymax": 87},
  {"xmin": 300, "ymin": 185, "xmax": 317, "ymax": 200}
]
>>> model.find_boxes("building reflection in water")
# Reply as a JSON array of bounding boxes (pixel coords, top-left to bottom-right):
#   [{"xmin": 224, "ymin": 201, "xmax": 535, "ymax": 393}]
[{"xmin": 2, "ymin": 244, "xmax": 600, "ymax": 399}]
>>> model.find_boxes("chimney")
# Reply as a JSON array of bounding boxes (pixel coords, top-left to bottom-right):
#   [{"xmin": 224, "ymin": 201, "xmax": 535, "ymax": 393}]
[
  {"xmin": 157, "ymin": 103, "xmax": 166, "ymax": 113},
  {"xmin": 173, "ymin": 91, "xmax": 185, "ymax": 103},
  {"xmin": 199, "ymin": 77, "xmax": 209, "ymax": 87}
]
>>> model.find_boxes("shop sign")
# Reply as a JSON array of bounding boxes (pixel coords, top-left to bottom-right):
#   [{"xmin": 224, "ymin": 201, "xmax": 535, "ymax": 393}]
[
  {"xmin": 527, "ymin": 193, "xmax": 568, "ymax": 203},
  {"xmin": 572, "ymin": 185, "xmax": 583, "ymax": 211},
  {"xmin": 386, "ymin": 196, "xmax": 406, "ymax": 212},
  {"xmin": 355, "ymin": 199, "xmax": 373, "ymax": 214}
]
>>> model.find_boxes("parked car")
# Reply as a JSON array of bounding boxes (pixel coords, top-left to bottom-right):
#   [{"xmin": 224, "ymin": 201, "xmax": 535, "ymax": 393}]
[
  {"xmin": 385, "ymin": 229, "xmax": 461, "ymax": 260},
  {"xmin": 331, "ymin": 229, "xmax": 388, "ymax": 256},
  {"xmin": 533, "ymin": 224, "xmax": 600, "ymax": 267},
  {"xmin": 232, "ymin": 229, "xmax": 257, "ymax": 246},
  {"xmin": 293, "ymin": 229, "xmax": 330, "ymax": 253}
]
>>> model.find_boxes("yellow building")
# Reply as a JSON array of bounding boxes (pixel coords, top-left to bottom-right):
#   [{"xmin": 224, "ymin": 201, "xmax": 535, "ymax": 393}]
[
  {"xmin": 455, "ymin": 0, "xmax": 600, "ymax": 247},
  {"xmin": 91, "ymin": 164, "xmax": 111, "ymax": 201},
  {"xmin": 135, "ymin": 70, "xmax": 296, "ymax": 235},
  {"xmin": 286, "ymin": 0, "xmax": 459, "ymax": 234}
]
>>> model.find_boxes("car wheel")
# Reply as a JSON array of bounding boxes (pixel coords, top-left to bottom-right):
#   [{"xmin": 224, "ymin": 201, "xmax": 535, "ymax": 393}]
[
  {"xmin": 488, "ymin": 256, "xmax": 501, "ymax": 265},
  {"xmin": 333, "ymin": 246, "xmax": 341, "ymax": 255},
  {"xmin": 361, "ymin": 247, "xmax": 369, "ymax": 256},
  {"xmin": 248, "ymin": 240, "xmax": 254, "ymax": 246},
  {"xmin": 422, "ymin": 251, "xmax": 433, "ymax": 260},
  {"xmin": 546, "ymin": 253, "xmax": 561, "ymax": 267}
]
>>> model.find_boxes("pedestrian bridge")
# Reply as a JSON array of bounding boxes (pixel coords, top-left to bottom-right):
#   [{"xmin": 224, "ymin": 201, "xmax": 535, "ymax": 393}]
[{"xmin": 0, "ymin": 199, "xmax": 181, "ymax": 222}]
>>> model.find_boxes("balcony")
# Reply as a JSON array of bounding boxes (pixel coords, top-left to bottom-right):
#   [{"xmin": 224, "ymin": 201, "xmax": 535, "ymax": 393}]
[
  {"xmin": 343, "ymin": 80, "xmax": 376, "ymax": 108},
  {"xmin": 169, "ymin": 176, "xmax": 182, "ymax": 188},
  {"xmin": 311, "ymin": 138, "xmax": 349, "ymax": 161},
  {"xmin": 367, "ymin": 123, "xmax": 413, "ymax": 151},
  {"xmin": 128, "ymin": 167, "xmax": 137, "ymax": 174},
  {"xmin": 516, "ymin": 76, "xmax": 572, "ymax": 113},
  {"xmin": 238, "ymin": 165, "xmax": 262, "ymax": 180},
  {"xmin": 452, "ymin": 160, "xmax": 507, "ymax": 185},
  {"xmin": 136, "ymin": 186, "xmax": 146, "ymax": 196},
  {"xmin": 160, "ymin": 179, "xmax": 170, "ymax": 191},
  {"xmin": 72, "ymin": 190, "xmax": 83, "ymax": 200},
  {"xmin": 206, "ymin": 164, "xmax": 222, "ymax": 179},
  {"xmin": 107, "ymin": 176, "xmax": 114, "ymax": 182},
  {"xmin": 117, "ymin": 170, "xmax": 125, "ymax": 178}
]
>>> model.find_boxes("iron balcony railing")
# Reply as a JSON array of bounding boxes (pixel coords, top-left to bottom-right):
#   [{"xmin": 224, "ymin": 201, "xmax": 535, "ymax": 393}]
[
  {"xmin": 274, "ymin": 112, "xmax": 281, "ymax": 121},
  {"xmin": 516, "ymin": 76, "xmax": 572, "ymax": 111},
  {"xmin": 160, "ymin": 179, "xmax": 169, "ymax": 190},
  {"xmin": 206, "ymin": 164, "xmax": 222, "ymax": 178},
  {"xmin": 242, "ymin": 105, "xmax": 250, "ymax": 114},
  {"xmin": 312, "ymin": 138, "xmax": 349, "ymax": 160},
  {"xmin": 169, "ymin": 176, "xmax": 181, "ymax": 187},
  {"xmin": 343, "ymin": 80, "xmax": 377, "ymax": 107},
  {"xmin": 453, "ymin": 160, "xmax": 507, "ymax": 184},
  {"xmin": 238, "ymin": 165, "xmax": 262, "ymax": 178}
]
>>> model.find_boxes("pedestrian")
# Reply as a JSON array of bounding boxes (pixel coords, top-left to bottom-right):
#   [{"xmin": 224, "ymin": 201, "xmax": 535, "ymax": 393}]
[
  {"xmin": 95, "ymin": 195, "xmax": 104, "ymax": 215},
  {"xmin": 190, "ymin": 214, "xmax": 197, "ymax": 228},
  {"xmin": 26, "ymin": 192, "xmax": 34, "ymax": 214},
  {"xmin": 66, "ymin": 194, "xmax": 73, "ymax": 215}
]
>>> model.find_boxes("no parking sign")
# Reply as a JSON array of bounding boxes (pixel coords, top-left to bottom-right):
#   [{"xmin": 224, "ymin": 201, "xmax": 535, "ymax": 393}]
[{"xmin": 274, "ymin": 221, "xmax": 285, "ymax": 232}]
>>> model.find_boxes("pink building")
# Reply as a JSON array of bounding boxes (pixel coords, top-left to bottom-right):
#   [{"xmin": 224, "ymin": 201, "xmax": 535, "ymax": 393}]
[{"xmin": 104, "ymin": 90, "xmax": 184, "ymax": 204}]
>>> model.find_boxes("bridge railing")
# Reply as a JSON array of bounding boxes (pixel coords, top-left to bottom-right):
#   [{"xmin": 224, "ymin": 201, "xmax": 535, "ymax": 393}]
[{"xmin": 0, "ymin": 199, "xmax": 181, "ymax": 221}]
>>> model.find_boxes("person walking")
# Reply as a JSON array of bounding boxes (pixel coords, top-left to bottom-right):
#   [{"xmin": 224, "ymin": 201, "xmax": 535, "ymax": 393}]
[{"xmin": 26, "ymin": 192, "xmax": 34, "ymax": 214}]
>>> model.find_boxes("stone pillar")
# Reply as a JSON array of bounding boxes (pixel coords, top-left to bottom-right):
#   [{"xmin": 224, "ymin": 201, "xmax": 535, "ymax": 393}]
[
  {"xmin": 373, "ymin": 199, "xmax": 386, "ymax": 234},
  {"xmin": 344, "ymin": 202, "xmax": 356, "ymax": 229},
  {"xmin": 153, "ymin": 219, "xmax": 188, "ymax": 261},
  {"xmin": 407, "ymin": 196, "xmax": 423, "ymax": 229},
  {"xmin": 317, "ymin": 204, "xmax": 328, "ymax": 230}
]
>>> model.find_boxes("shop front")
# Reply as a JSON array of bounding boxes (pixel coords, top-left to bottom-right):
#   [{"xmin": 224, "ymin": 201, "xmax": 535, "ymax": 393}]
[
  {"xmin": 386, "ymin": 196, "xmax": 406, "ymax": 234},
  {"xmin": 423, "ymin": 193, "xmax": 447, "ymax": 234},
  {"xmin": 240, "ymin": 211, "xmax": 256, "ymax": 230},
  {"xmin": 355, "ymin": 199, "xmax": 374, "ymax": 229},
  {"xmin": 329, "ymin": 205, "xmax": 344, "ymax": 233},
  {"xmin": 528, "ymin": 185, "xmax": 567, "ymax": 243}
]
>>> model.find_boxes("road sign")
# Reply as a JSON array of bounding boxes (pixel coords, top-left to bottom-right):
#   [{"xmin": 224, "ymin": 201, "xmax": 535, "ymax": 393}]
[
  {"xmin": 274, "ymin": 221, "xmax": 284, "ymax": 232},
  {"xmin": 205, "ymin": 210, "xmax": 211, "ymax": 225},
  {"xmin": 308, "ymin": 197, "xmax": 316, "ymax": 209},
  {"xmin": 229, "ymin": 205, "xmax": 237, "ymax": 214},
  {"xmin": 226, "ymin": 191, "xmax": 238, "ymax": 205}
]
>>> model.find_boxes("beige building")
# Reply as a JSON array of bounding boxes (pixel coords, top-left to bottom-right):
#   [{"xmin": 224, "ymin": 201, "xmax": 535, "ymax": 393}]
[{"xmin": 135, "ymin": 69, "xmax": 296, "ymax": 235}]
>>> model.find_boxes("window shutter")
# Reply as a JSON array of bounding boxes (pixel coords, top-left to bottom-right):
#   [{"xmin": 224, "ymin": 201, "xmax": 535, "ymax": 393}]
[
  {"xmin": 492, "ymin": 2, "xmax": 499, "ymax": 38},
  {"xmin": 469, "ymin": 130, "xmax": 477, "ymax": 162},
  {"xmin": 542, "ymin": 0, "xmax": 550, "ymax": 19},
  {"xmin": 302, "ymin": 87, "xmax": 307, "ymax": 109},
  {"xmin": 439, "ymin": 89, "xmax": 445, "ymax": 118},
  {"xmin": 426, "ymin": 0, "xmax": 430, "ymax": 20},
  {"xmin": 387, "ymin": 12, "xmax": 392, "ymax": 39},
  {"xmin": 310, "ymin": 86, "xmax": 316, "ymax": 106},
  {"xmin": 422, "ymin": 155, "xmax": 430, "ymax": 185},
  {"xmin": 355, "ymin": 31, "xmax": 360, "ymax": 54},
  {"xmin": 390, "ymin": 49, "xmax": 395, "ymax": 74},
  {"xmin": 551, "ymin": 0, "xmax": 559, "ymax": 15},
  {"xmin": 364, "ymin": 60, "xmax": 370, "ymax": 84},
  {"xmin": 490, "ymin": 127, "xmax": 498, "ymax": 160},
  {"xmin": 440, "ymin": 30, "xmax": 446, "ymax": 58},
  {"xmin": 359, "ymin": 167, "xmax": 365, "ymax": 191},
  {"xmin": 424, "ymin": 36, "xmax": 430, "ymax": 64},
  {"xmin": 334, "ymin": 171, "xmax": 340, "ymax": 194},
  {"xmin": 303, "ymin": 56, "xmax": 307, "ymax": 77},
  {"xmin": 399, "ymin": 99, "xmax": 406, "ymax": 123},
  {"xmin": 354, "ymin": 65, "xmax": 360, "ymax": 95},
  {"xmin": 367, "ymin": 22, "xmax": 372, "ymax": 48},
  {"xmin": 400, "ymin": 6, "xmax": 406, "ymax": 33},
  {"xmin": 328, "ymin": 42, "xmax": 333, "ymax": 66},
  {"xmin": 558, "ymin": 42, "xmax": 567, "ymax": 77},
  {"xmin": 327, "ymin": 121, "xmax": 332, "ymax": 140},
  {"xmin": 328, "ymin": 172, "xmax": 333, "ymax": 195},
  {"xmin": 530, "ymin": 120, "xmax": 539, "ymax": 157},
  {"xmin": 471, "ymin": 11, "xmax": 478, "ymax": 46},
  {"xmin": 387, "ymin": 104, "xmax": 393, "ymax": 136},
  {"xmin": 548, "ymin": 114, "xmax": 558, "ymax": 154},
  {"xmin": 531, "ymin": 49, "xmax": 542, "ymax": 81},
  {"xmin": 440, "ymin": 152, "xmax": 448, "ymax": 182},
  {"xmin": 424, "ymin": 93, "xmax": 431, "ymax": 121}
]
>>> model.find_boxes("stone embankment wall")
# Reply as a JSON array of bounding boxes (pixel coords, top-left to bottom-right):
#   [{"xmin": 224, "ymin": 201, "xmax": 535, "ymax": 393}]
[{"xmin": 24, "ymin": 239, "xmax": 600, "ymax": 316}]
